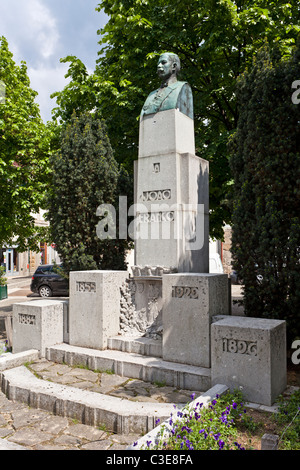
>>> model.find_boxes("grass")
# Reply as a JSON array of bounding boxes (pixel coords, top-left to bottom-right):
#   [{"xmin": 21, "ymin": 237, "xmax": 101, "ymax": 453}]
[
  {"xmin": 140, "ymin": 388, "xmax": 300, "ymax": 451},
  {"xmin": 66, "ymin": 362, "xmax": 115, "ymax": 375}
]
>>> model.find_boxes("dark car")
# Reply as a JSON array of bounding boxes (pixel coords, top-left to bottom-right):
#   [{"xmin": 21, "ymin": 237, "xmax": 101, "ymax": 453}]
[{"xmin": 30, "ymin": 264, "xmax": 69, "ymax": 297}]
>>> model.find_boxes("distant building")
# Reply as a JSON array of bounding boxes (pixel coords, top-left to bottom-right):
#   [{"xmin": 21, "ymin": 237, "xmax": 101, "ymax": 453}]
[{"xmin": 0, "ymin": 210, "xmax": 60, "ymax": 277}]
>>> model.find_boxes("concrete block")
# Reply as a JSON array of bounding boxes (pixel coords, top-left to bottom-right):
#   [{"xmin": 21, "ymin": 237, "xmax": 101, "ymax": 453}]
[
  {"xmin": 107, "ymin": 336, "xmax": 163, "ymax": 358},
  {"xmin": 12, "ymin": 300, "xmax": 64, "ymax": 358},
  {"xmin": 211, "ymin": 316, "xmax": 287, "ymax": 406},
  {"xmin": 134, "ymin": 152, "xmax": 209, "ymax": 273},
  {"xmin": 138, "ymin": 109, "xmax": 195, "ymax": 158},
  {"xmin": 69, "ymin": 270, "xmax": 127, "ymax": 350},
  {"xmin": 261, "ymin": 433, "xmax": 279, "ymax": 450},
  {"xmin": 162, "ymin": 273, "xmax": 229, "ymax": 367}
]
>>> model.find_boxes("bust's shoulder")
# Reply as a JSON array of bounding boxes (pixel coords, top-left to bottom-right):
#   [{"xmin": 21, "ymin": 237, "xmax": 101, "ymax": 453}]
[{"xmin": 168, "ymin": 81, "xmax": 190, "ymax": 90}]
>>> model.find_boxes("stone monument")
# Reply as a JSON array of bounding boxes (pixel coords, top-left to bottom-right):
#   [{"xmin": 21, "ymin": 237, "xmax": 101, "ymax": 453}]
[
  {"xmin": 121, "ymin": 52, "xmax": 228, "ymax": 349},
  {"xmin": 10, "ymin": 52, "xmax": 287, "ymax": 409}
]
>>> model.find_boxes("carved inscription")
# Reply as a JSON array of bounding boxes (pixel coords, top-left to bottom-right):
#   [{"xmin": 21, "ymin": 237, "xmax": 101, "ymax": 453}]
[
  {"xmin": 222, "ymin": 338, "xmax": 258, "ymax": 356},
  {"xmin": 19, "ymin": 313, "xmax": 36, "ymax": 325},
  {"xmin": 139, "ymin": 211, "xmax": 174, "ymax": 223},
  {"xmin": 153, "ymin": 163, "xmax": 160, "ymax": 173},
  {"xmin": 76, "ymin": 281, "xmax": 96, "ymax": 293},
  {"xmin": 142, "ymin": 189, "xmax": 171, "ymax": 202},
  {"xmin": 172, "ymin": 286, "xmax": 199, "ymax": 299}
]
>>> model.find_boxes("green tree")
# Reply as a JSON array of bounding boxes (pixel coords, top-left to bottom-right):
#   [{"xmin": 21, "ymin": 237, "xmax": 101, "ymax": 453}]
[
  {"xmin": 51, "ymin": 1, "xmax": 300, "ymax": 238},
  {"xmin": 0, "ymin": 36, "xmax": 51, "ymax": 251},
  {"xmin": 46, "ymin": 112, "xmax": 130, "ymax": 273},
  {"xmin": 229, "ymin": 44, "xmax": 300, "ymax": 343}
]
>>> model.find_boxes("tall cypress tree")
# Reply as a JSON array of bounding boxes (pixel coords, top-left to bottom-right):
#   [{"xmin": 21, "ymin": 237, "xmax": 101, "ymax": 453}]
[
  {"xmin": 229, "ymin": 44, "xmax": 300, "ymax": 344},
  {"xmin": 47, "ymin": 112, "xmax": 130, "ymax": 273}
]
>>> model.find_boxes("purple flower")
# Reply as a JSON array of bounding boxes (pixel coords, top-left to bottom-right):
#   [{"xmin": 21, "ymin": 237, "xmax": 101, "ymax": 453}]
[
  {"xmin": 186, "ymin": 439, "xmax": 194, "ymax": 450},
  {"xmin": 234, "ymin": 442, "xmax": 245, "ymax": 450},
  {"xmin": 190, "ymin": 393, "xmax": 196, "ymax": 400},
  {"xmin": 218, "ymin": 439, "xmax": 225, "ymax": 449},
  {"xmin": 155, "ymin": 418, "xmax": 160, "ymax": 425},
  {"xmin": 199, "ymin": 430, "xmax": 208, "ymax": 439},
  {"xmin": 232, "ymin": 402, "xmax": 238, "ymax": 409}
]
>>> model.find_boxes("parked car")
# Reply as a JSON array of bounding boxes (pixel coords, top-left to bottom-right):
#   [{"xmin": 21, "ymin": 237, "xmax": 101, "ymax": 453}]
[{"xmin": 30, "ymin": 264, "xmax": 69, "ymax": 297}]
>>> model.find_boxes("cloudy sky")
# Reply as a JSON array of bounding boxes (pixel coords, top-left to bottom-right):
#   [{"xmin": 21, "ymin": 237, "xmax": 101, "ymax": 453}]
[{"xmin": 0, "ymin": 0, "xmax": 108, "ymax": 122}]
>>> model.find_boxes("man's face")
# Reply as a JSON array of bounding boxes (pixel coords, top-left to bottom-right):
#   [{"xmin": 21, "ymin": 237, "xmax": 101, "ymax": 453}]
[{"xmin": 157, "ymin": 54, "xmax": 175, "ymax": 81}]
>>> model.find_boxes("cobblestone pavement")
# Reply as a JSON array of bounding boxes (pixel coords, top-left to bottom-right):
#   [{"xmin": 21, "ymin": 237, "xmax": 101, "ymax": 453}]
[{"xmin": 0, "ymin": 358, "xmax": 197, "ymax": 451}]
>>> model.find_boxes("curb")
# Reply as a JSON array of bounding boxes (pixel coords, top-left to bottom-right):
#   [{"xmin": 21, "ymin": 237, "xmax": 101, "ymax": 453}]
[{"xmin": 0, "ymin": 365, "xmax": 177, "ymax": 435}]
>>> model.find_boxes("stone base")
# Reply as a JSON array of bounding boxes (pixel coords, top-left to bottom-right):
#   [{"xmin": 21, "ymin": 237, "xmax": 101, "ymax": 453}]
[
  {"xmin": 69, "ymin": 270, "xmax": 127, "ymax": 350},
  {"xmin": 138, "ymin": 109, "xmax": 195, "ymax": 158},
  {"xmin": 134, "ymin": 151, "xmax": 209, "ymax": 273},
  {"xmin": 162, "ymin": 273, "xmax": 229, "ymax": 368},
  {"xmin": 12, "ymin": 300, "xmax": 64, "ymax": 357},
  {"xmin": 211, "ymin": 316, "xmax": 287, "ymax": 406}
]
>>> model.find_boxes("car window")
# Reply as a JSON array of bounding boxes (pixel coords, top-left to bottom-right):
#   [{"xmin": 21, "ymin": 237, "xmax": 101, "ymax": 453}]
[{"xmin": 36, "ymin": 266, "xmax": 53, "ymax": 274}]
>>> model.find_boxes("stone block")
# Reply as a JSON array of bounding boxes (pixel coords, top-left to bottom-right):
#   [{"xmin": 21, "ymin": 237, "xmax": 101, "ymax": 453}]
[
  {"xmin": 211, "ymin": 316, "xmax": 287, "ymax": 406},
  {"xmin": 162, "ymin": 273, "xmax": 229, "ymax": 367},
  {"xmin": 138, "ymin": 109, "xmax": 195, "ymax": 158},
  {"xmin": 12, "ymin": 300, "xmax": 64, "ymax": 357},
  {"xmin": 69, "ymin": 270, "xmax": 127, "ymax": 350},
  {"xmin": 134, "ymin": 152, "xmax": 209, "ymax": 273}
]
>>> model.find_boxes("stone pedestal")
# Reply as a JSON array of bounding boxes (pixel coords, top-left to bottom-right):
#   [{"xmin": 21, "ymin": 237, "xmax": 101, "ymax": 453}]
[
  {"xmin": 12, "ymin": 300, "xmax": 64, "ymax": 357},
  {"xmin": 162, "ymin": 273, "xmax": 229, "ymax": 367},
  {"xmin": 211, "ymin": 316, "xmax": 287, "ymax": 406},
  {"xmin": 69, "ymin": 270, "xmax": 127, "ymax": 350},
  {"xmin": 138, "ymin": 109, "xmax": 195, "ymax": 158},
  {"xmin": 134, "ymin": 109, "xmax": 209, "ymax": 275}
]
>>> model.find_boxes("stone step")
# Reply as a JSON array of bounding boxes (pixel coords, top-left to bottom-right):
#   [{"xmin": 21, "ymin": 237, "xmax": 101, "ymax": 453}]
[
  {"xmin": 0, "ymin": 365, "xmax": 174, "ymax": 435},
  {"xmin": 107, "ymin": 335, "xmax": 162, "ymax": 358},
  {"xmin": 46, "ymin": 343, "xmax": 211, "ymax": 392}
]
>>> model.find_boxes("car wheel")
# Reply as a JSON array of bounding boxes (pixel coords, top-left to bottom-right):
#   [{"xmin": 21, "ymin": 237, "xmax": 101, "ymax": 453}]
[{"xmin": 39, "ymin": 285, "xmax": 53, "ymax": 297}]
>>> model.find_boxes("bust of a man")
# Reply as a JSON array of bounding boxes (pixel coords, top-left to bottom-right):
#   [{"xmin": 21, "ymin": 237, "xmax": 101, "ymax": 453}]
[{"xmin": 141, "ymin": 52, "xmax": 193, "ymax": 120}]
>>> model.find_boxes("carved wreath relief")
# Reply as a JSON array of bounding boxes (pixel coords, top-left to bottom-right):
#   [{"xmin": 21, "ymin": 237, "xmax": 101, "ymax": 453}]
[{"xmin": 120, "ymin": 279, "xmax": 163, "ymax": 339}]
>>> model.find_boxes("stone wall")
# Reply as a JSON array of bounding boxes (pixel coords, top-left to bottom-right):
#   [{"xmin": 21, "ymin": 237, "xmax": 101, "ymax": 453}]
[{"xmin": 222, "ymin": 226, "xmax": 233, "ymax": 275}]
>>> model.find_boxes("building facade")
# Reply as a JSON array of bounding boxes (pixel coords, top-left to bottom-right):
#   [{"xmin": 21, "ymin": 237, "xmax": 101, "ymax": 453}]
[{"xmin": 0, "ymin": 210, "xmax": 60, "ymax": 278}]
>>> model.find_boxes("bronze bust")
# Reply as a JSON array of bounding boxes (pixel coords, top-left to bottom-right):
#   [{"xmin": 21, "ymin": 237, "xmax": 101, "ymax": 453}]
[{"xmin": 141, "ymin": 53, "xmax": 193, "ymax": 119}]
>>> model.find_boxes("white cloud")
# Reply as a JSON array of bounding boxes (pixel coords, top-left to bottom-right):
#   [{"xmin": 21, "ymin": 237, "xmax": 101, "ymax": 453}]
[
  {"xmin": 0, "ymin": 0, "xmax": 108, "ymax": 122},
  {"xmin": 0, "ymin": 0, "xmax": 60, "ymax": 64},
  {"xmin": 28, "ymin": 63, "xmax": 70, "ymax": 122},
  {"xmin": 27, "ymin": 0, "xmax": 60, "ymax": 59}
]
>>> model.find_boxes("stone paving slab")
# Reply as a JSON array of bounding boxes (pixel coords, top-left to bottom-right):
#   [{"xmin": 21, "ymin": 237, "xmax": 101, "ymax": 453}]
[{"xmin": 28, "ymin": 358, "xmax": 198, "ymax": 404}]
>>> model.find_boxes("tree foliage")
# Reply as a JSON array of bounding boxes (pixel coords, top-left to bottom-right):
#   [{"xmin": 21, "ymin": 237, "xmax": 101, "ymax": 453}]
[
  {"xmin": 229, "ymin": 44, "xmax": 300, "ymax": 342},
  {"xmin": 0, "ymin": 36, "xmax": 51, "ymax": 250},
  {"xmin": 46, "ymin": 112, "xmax": 130, "ymax": 273},
  {"xmin": 51, "ymin": 0, "xmax": 300, "ymax": 239}
]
